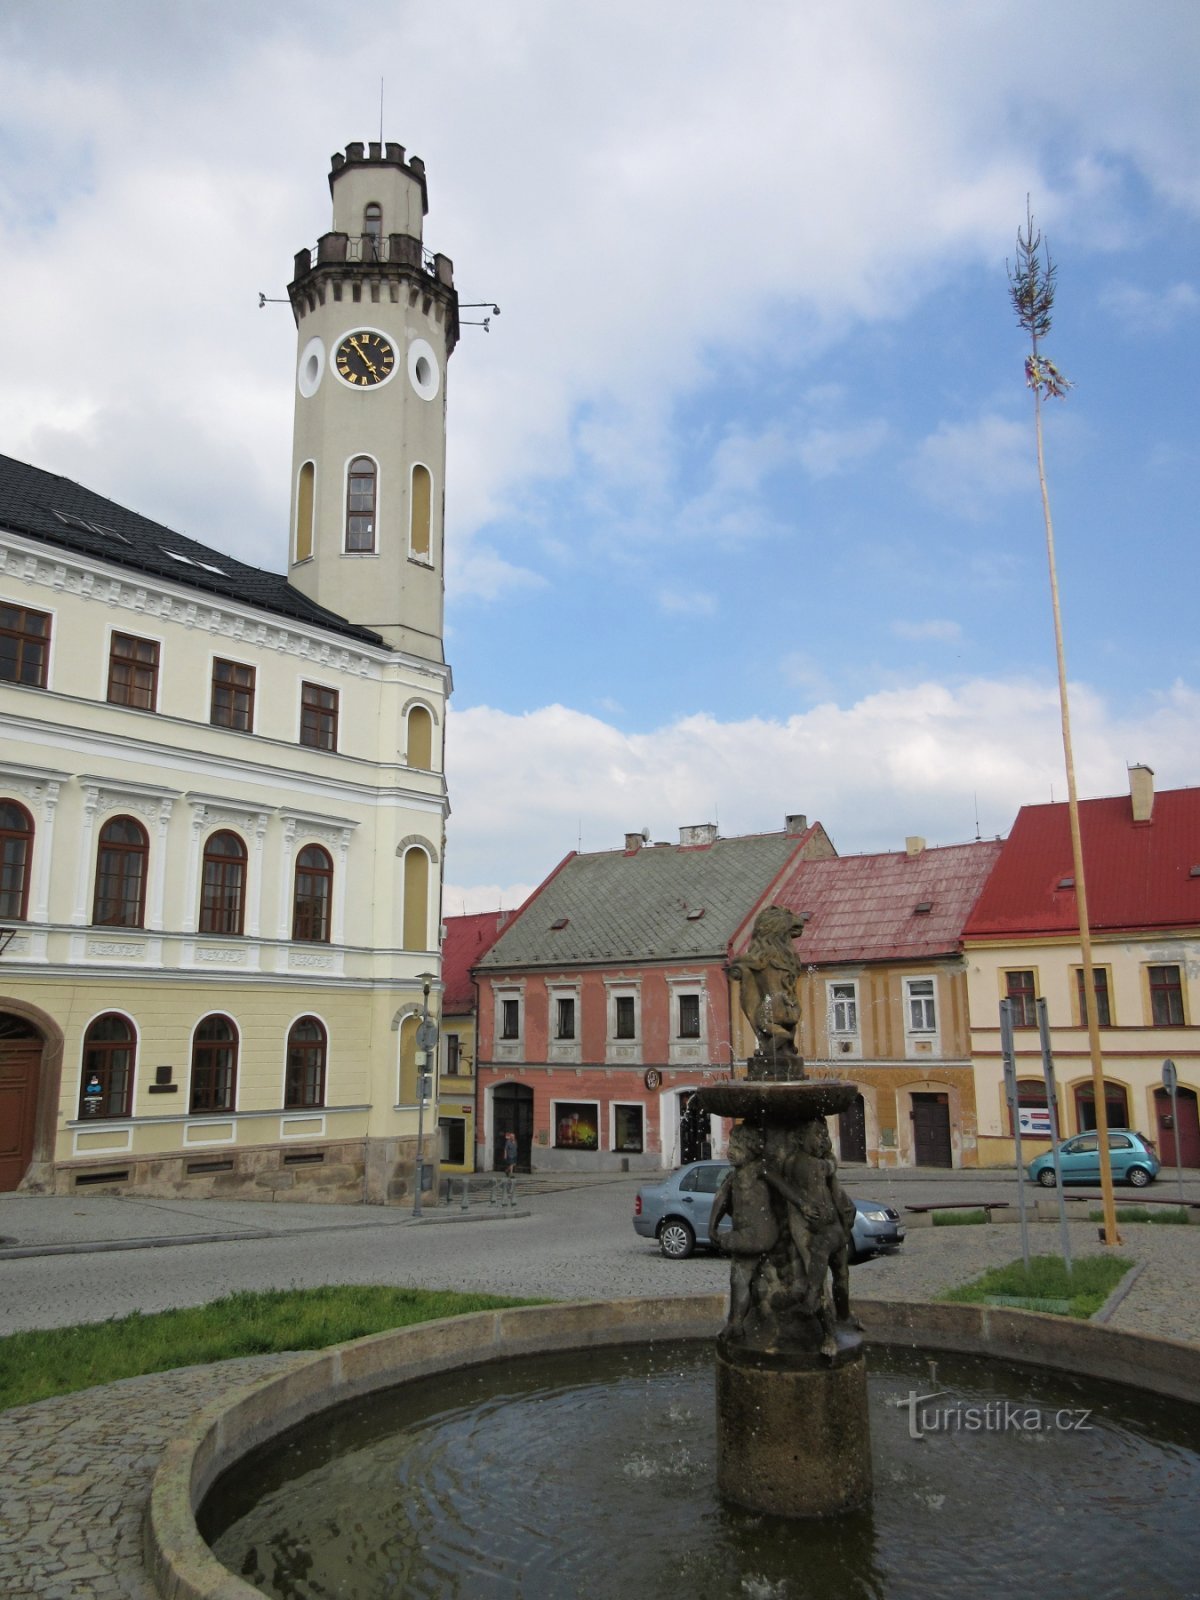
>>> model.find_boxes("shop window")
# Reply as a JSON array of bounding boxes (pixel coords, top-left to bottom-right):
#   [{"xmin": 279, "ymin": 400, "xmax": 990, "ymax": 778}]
[
  {"xmin": 286, "ymin": 1016, "xmax": 327, "ymax": 1109},
  {"xmin": 0, "ymin": 800, "xmax": 34, "ymax": 920},
  {"xmin": 79, "ymin": 1013, "xmax": 135, "ymax": 1119},
  {"xmin": 92, "ymin": 816, "xmax": 148, "ymax": 928},
  {"xmin": 1149, "ymin": 965, "xmax": 1185, "ymax": 1027},
  {"xmin": 1009, "ymin": 1078, "xmax": 1050, "ymax": 1138},
  {"xmin": 555, "ymin": 1102, "xmax": 599, "ymax": 1151},
  {"xmin": 614, "ymin": 1104, "xmax": 644, "ymax": 1153},
  {"xmin": 199, "ymin": 830, "xmax": 246, "ymax": 935},
  {"xmin": 107, "ymin": 632, "xmax": 159, "ymax": 710},
  {"xmin": 292, "ymin": 844, "xmax": 333, "ymax": 943},
  {"xmin": 300, "ymin": 682, "xmax": 339, "ymax": 750},
  {"xmin": 1075, "ymin": 1081, "xmax": 1130, "ymax": 1133},
  {"xmin": 211, "ymin": 659, "xmax": 256, "ymax": 731},
  {"xmin": 0, "ymin": 603, "xmax": 50, "ymax": 687},
  {"xmin": 677, "ymin": 994, "xmax": 700, "ymax": 1039},
  {"xmin": 1004, "ymin": 970, "xmax": 1037, "ymax": 1027},
  {"xmin": 190, "ymin": 1014, "xmax": 238, "ymax": 1114}
]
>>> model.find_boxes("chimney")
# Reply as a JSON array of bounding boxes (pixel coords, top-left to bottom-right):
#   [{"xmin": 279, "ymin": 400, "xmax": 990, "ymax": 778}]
[
  {"xmin": 905, "ymin": 836, "xmax": 926, "ymax": 856},
  {"xmin": 679, "ymin": 823, "xmax": 719, "ymax": 847},
  {"xmin": 1129, "ymin": 764, "xmax": 1155, "ymax": 823},
  {"xmin": 785, "ymin": 814, "xmax": 808, "ymax": 835},
  {"xmin": 624, "ymin": 832, "xmax": 644, "ymax": 853}
]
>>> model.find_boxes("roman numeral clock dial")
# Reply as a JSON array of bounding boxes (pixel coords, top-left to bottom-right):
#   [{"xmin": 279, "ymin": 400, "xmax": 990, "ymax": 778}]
[{"xmin": 334, "ymin": 331, "xmax": 396, "ymax": 387}]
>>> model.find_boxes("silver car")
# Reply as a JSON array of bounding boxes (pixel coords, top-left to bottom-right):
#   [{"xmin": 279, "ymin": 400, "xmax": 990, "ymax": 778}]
[{"xmin": 633, "ymin": 1159, "xmax": 905, "ymax": 1261}]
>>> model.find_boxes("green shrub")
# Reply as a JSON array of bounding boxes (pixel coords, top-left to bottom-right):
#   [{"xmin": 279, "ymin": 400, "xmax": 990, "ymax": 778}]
[
  {"xmin": 932, "ymin": 1209, "xmax": 989, "ymax": 1226},
  {"xmin": 940, "ymin": 1253, "xmax": 1132, "ymax": 1320}
]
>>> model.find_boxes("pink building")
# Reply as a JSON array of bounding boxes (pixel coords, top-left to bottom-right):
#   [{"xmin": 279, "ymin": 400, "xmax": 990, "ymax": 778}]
[{"xmin": 474, "ymin": 818, "xmax": 834, "ymax": 1172}]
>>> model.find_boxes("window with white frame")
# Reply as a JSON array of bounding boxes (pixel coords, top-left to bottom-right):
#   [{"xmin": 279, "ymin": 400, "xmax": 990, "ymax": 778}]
[
  {"xmin": 828, "ymin": 980, "xmax": 858, "ymax": 1034},
  {"xmin": 500, "ymin": 997, "xmax": 520, "ymax": 1040},
  {"xmin": 613, "ymin": 1103, "xmax": 644, "ymax": 1153},
  {"xmin": 677, "ymin": 993, "xmax": 701, "ymax": 1039},
  {"xmin": 905, "ymin": 977, "xmax": 936, "ymax": 1033},
  {"xmin": 614, "ymin": 995, "xmax": 637, "ymax": 1039}
]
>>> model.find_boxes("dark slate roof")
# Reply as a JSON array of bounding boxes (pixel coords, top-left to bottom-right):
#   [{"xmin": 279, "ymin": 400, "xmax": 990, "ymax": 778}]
[
  {"xmin": 442, "ymin": 911, "xmax": 514, "ymax": 1013},
  {"xmin": 0, "ymin": 453, "xmax": 384, "ymax": 648},
  {"xmin": 476, "ymin": 831, "xmax": 815, "ymax": 970},
  {"xmin": 963, "ymin": 787, "xmax": 1200, "ymax": 938},
  {"xmin": 754, "ymin": 841, "xmax": 1004, "ymax": 964}
]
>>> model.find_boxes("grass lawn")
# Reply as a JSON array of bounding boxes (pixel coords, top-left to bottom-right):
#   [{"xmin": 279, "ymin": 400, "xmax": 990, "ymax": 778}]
[
  {"xmin": 940, "ymin": 1253, "xmax": 1133, "ymax": 1320},
  {"xmin": 1087, "ymin": 1207, "xmax": 1189, "ymax": 1226},
  {"xmin": 0, "ymin": 1285, "xmax": 540, "ymax": 1410},
  {"xmin": 932, "ymin": 1209, "xmax": 989, "ymax": 1226}
]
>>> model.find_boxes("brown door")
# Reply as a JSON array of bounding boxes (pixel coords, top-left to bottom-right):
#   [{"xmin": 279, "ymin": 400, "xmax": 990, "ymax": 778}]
[
  {"xmin": 1154, "ymin": 1086, "xmax": 1200, "ymax": 1168},
  {"xmin": 0, "ymin": 1041, "xmax": 40, "ymax": 1192},
  {"xmin": 911, "ymin": 1092, "xmax": 952, "ymax": 1168},
  {"xmin": 840, "ymin": 1093, "xmax": 867, "ymax": 1164}
]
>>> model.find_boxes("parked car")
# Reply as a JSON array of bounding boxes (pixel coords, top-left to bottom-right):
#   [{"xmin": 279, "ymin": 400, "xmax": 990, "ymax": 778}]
[
  {"xmin": 1026, "ymin": 1129, "xmax": 1160, "ymax": 1189},
  {"xmin": 632, "ymin": 1159, "xmax": 905, "ymax": 1261}
]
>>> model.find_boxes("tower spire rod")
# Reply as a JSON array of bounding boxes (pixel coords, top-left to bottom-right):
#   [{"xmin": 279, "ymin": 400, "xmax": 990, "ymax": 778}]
[{"xmin": 379, "ymin": 78, "xmax": 384, "ymax": 145}]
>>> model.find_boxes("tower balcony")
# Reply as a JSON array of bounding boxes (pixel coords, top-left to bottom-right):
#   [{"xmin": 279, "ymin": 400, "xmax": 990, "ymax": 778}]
[{"xmin": 292, "ymin": 233, "xmax": 454, "ymax": 287}]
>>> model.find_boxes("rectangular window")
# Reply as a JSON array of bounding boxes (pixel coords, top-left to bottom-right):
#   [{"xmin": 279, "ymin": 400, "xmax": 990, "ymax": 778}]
[
  {"xmin": 439, "ymin": 1117, "xmax": 466, "ymax": 1164},
  {"xmin": 501, "ymin": 998, "xmax": 520, "ymax": 1040},
  {"xmin": 677, "ymin": 994, "xmax": 701, "ymax": 1039},
  {"xmin": 556, "ymin": 997, "xmax": 576, "ymax": 1040},
  {"xmin": 107, "ymin": 633, "xmax": 159, "ymax": 710},
  {"xmin": 614, "ymin": 1104, "xmax": 644, "ymax": 1153},
  {"xmin": 555, "ymin": 1101, "xmax": 599, "ymax": 1151},
  {"xmin": 615, "ymin": 995, "xmax": 636, "ymax": 1039},
  {"xmin": 1005, "ymin": 970, "xmax": 1037, "ymax": 1028},
  {"xmin": 906, "ymin": 978, "xmax": 936, "ymax": 1033},
  {"xmin": 211, "ymin": 658, "xmax": 256, "ymax": 730},
  {"xmin": 300, "ymin": 682, "xmax": 339, "ymax": 750},
  {"xmin": 445, "ymin": 1033, "xmax": 461, "ymax": 1075},
  {"xmin": 1074, "ymin": 967, "xmax": 1112, "ymax": 1028},
  {"xmin": 0, "ymin": 604, "xmax": 51, "ymax": 688},
  {"xmin": 830, "ymin": 982, "xmax": 857, "ymax": 1034},
  {"xmin": 1149, "ymin": 965, "xmax": 1185, "ymax": 1027}
]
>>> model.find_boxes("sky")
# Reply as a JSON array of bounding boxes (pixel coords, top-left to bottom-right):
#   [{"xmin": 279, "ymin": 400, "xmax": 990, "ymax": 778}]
[{"xmin": 1, "ymin": 1, "xmax": 1197, "ymax": 914}]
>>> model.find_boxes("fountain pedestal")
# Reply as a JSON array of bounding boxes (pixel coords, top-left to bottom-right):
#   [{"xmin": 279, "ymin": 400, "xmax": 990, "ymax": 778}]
[{"xmin": 695, "ymin": 1076, "xmax": 873, "ymax": 1519}]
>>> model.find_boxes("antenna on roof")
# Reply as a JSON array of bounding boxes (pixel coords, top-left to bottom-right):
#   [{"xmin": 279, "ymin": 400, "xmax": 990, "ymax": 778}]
[
  {"xmin": 973, "ymin": 791, "xmax": 982, "ymax": 842},
  {"xmin": 379, "ymin": 78, "xmax": 385, "ymax": 145}
]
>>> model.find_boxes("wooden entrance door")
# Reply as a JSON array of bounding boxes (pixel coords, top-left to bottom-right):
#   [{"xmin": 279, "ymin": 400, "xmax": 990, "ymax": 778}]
[
  {"xmin": 839, "ymin": 1093, "xmax": 867, "ymax": 1164},
  {"xmin": 911, "ymin": 1092, "xmax": 952, "ymax": 1167},
  {"xmin": 492, "ymin": 1084, "xmax": 533, "ymax": 1172},
  {"xmin": 1154, "ymin": 1086, "xmax": 1200, "ymax": 1168},
  {"xmin": 0, "ymin": 1020, "xmax": 42, "ymax": 1191}
]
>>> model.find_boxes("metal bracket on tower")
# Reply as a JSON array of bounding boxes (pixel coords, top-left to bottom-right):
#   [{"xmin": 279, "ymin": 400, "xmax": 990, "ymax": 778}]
[{"xmin": 459, "ymin": 301, "xmax": 501, "ymax": 332}]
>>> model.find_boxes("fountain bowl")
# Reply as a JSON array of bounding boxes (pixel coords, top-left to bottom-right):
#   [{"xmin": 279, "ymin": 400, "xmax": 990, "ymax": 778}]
[{"xmin": 696, "ymin": 1078, "xmax": 859, "ymax": 1123}]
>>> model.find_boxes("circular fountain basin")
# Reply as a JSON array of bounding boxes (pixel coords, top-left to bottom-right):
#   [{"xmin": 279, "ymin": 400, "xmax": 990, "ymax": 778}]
[
  {"xmin": 148, "ymin": 1297, "xmax": 1200, "ymax": 1600},
  {"xmin": 696, "ymin": 1079, "xmax": 859, "ymax": 1123}
]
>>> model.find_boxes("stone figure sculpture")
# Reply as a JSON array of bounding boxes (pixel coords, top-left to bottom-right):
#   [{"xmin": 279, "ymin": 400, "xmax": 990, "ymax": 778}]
[{"xmin": 728, "ymin": 905, "xmax": 806, "ymax": 1079}]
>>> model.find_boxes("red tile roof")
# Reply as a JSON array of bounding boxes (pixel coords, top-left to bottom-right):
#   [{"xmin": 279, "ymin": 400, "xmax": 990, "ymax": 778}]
[
  {"xmin": 963, "ymin": 787, "xmax": 1200, "ymax": 938},
  {"xmin": 441, "ymin": 911, "xmax": 513, "ymax": 1013},
  {"xmin": 744, "ymin": 841, "xmax": 1003, "ymax": 964}
]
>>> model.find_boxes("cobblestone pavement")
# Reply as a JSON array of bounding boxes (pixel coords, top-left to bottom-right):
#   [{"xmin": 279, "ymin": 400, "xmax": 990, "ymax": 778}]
[{"xmin": 1, "ymin": 1185, "xmax": 1196, "ymax": 1597}]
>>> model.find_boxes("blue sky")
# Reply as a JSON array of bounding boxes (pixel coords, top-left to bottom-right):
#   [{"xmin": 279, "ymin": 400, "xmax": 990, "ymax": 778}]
[{"xmin": 1, "ymin": 1, "xmax": 1197, "ymax": 910}]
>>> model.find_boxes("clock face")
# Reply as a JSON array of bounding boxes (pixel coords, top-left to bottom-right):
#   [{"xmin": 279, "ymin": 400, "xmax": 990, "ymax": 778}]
[{"xmin": 334, "ymin": 330, "xmax": 396, "ymax": 388}]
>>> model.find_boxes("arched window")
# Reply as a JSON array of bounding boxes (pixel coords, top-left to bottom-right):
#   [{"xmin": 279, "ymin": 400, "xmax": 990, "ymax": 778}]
[
  {"xmin": 406, "ymin": 705, "xmax": 433, "ymax": 769},
  {"xmin": 402, "ymin": 846, "xmax": 430, "ymax": 951},
  {"xmin": 399, "ymin": 1012, "xmax": 420, "ymax": 1103},
  {"xmin": 190, "ymin": 1014, "xmax": 238, "ymax": 1114},
  {"xmin": 1075, "ymin": 1081, "xmax": 1130, "ymax": 1134},
  {"xmin": 0, "ymin": 800, "xmax": 33, "ymax": 921},
  {"xmin": 345, "ymin": 457, "xmax": 377, "ymax": 552},
  {"xmin": 293, "ymin": 844, "xmax": 333, "ymax": 943},
  {"xmin": 79, "ymin": 1013, "xmax": 135, "ymax": 1119},
  {"xmin": 410, "ymin": 464, "xmax": 431, "ymax": 559},
  {"xmin": 286, "ymin": 1016, "xmax": 327, "ymax": 1109},
  {"xmin": 295, "ymin": 461, "xmax": 315, "ymax": 563},
  {"xmin": 199, "ymin": 830, "xmax": 246, "ymax": 935},
  {"xmin": 92, "ymin": 816, "xmax": 148, "ymax": 928},
  {"xmin": 363, "ymin": 202, "xmax": 383, "ymax": 259}
]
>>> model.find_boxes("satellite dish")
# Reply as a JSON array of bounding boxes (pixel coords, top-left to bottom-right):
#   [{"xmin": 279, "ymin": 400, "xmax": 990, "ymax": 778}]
[{"xmin": 641, "ymin": 826, "xmax": 651, "ymax": 841}]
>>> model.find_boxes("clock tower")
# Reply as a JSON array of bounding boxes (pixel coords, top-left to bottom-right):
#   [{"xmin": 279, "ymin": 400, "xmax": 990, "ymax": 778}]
[{"xmin": 287, "ymin": 141, "xmax": 458, "ymax": 662}]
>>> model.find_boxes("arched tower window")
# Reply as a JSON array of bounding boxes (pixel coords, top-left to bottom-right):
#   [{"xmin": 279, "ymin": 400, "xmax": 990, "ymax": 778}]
[
  {"xmin": 410, "ymin": 464, "xmax": 432, "ymax": 559},
  {"xmin": 0, "ymin": 800, "xmax": 34, "ymax": 921},
  {"xmin": 293, "ymin": 844, "xmax": 333, "ymax": 943},
  {"xmin": 346, "ymin": 457, "xmax": 377, "ymax": 553},
  {"xmin": 80, "ymin": 1013, "xmax": 135, "ymax": 1119},
  {"xmin": 363, "ymin": 202, "xmax": 383, "ymax": 260},
  {"xmin": 286, "ymin": 1016, "xmax": 327, "ymax": 1109},
  {"xmin": 407, "ymin": 706, "xmax": 433, "ymax": 769},
  {"xmin": 190, "ymin": 1014, "xmax": 238, "ymax": 1114},
  {"xmin": 296, "ymin": 461, "xmax": 315, "ymax": 563},
  {"xmin": 402, "ymin": 846, "xmax": 430, "ymax": 952},
  {"xmin": 399, "ymin": 1012, "xmax": 420, "ymax": 1103},
  {"xmin": 199, "ymin": 831, "xmax": 247, "ymax": 935},
  {"xmin": 93, "ymin": 816, "xmax": 148, "ymax": 928}
]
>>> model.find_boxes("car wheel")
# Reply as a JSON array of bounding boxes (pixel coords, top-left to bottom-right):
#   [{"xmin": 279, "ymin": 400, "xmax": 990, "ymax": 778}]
[
  {"xmin": 659, "ymin": 1219, "xmax": 696, "ymax": 1260},
  {"xmin": 1037, "ymin": 1167, "xmax": 1057, "ymax": 1188},
  {"xmin": 1126, "ymin": 1165, "xmax": 1152, "ymax": 1188}
]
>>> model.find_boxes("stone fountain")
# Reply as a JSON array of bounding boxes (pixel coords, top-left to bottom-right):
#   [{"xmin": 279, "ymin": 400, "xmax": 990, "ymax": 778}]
[{"xmin": 694, "ymin": 905, "xmax": 871, "ymax": 1516}]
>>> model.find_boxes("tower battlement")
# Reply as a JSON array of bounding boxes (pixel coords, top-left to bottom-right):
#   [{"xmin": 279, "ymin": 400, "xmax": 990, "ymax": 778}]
[{"xmin": 329, "ymin": 142, "xmax": 428, "ymax": 214}]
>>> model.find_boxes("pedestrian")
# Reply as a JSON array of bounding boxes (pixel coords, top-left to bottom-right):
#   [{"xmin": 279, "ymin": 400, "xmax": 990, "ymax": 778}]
[{"xmin": 503, "ymin": 1129, "xmax": 518, "ymax": 1177}]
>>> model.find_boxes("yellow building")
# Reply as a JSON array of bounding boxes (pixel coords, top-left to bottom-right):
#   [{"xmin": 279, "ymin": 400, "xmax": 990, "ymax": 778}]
[
  {"xmin": 963, "ymin": 767, "xmax": 1200, "ymax": 1169},
  {"xmin": 0, "ymin": 140, "xmax": 458, "ymax": 1202}
]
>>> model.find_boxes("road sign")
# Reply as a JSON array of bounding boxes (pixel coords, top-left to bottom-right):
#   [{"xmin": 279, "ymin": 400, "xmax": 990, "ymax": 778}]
[
  {"xmin": 1163, "ymin": 1058, "xmax": 1178, "ymax": 1093},
  {"xmin": 416, "ymin": 1020, "xmax": 439, "ymax": 1052}
]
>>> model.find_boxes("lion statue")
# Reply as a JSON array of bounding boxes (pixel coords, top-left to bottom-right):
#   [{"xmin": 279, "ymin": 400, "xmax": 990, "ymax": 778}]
[{"xmin": 729, "ymin": 904, "xmax": 806, "ymax": 1067}]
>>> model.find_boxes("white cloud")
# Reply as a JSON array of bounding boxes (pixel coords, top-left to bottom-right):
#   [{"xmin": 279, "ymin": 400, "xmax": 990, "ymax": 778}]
[
  {"xmin": 443, "ymin": 677, "xmax": 1200, "ymax": 896},
  {"xmin": 1099, "ymin": 280, "xmax": 1200, "ymax": 333},
  {"xmin": 658, "ymin": 589, "xmax": 716, "ymax": 617},
  {"xmin": 891, "ymin": 619, "xmax": 964, "ymax": 643},
  {"xmin": 909, "ymin": 414, "xmax": 1033, "ymax": 518},
  {"xmin": 798, "ymin": 421, "xmax": 889, "ymax": 480}
]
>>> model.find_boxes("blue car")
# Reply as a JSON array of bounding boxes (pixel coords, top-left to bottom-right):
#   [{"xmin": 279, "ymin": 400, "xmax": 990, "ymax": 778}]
[
  {"xmin": 1026, "ymin": 1130, "xmax": 1160, "ymax": 1188},
  {"xmin": 632, "ymin": 1159, "xmax": 905, "ymax": 1261}
]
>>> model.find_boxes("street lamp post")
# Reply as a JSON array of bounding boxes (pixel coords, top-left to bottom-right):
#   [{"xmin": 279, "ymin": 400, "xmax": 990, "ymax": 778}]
[{"xmin": 413, "ymin": 972, "xmax": 439, "ymax": 1220}]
